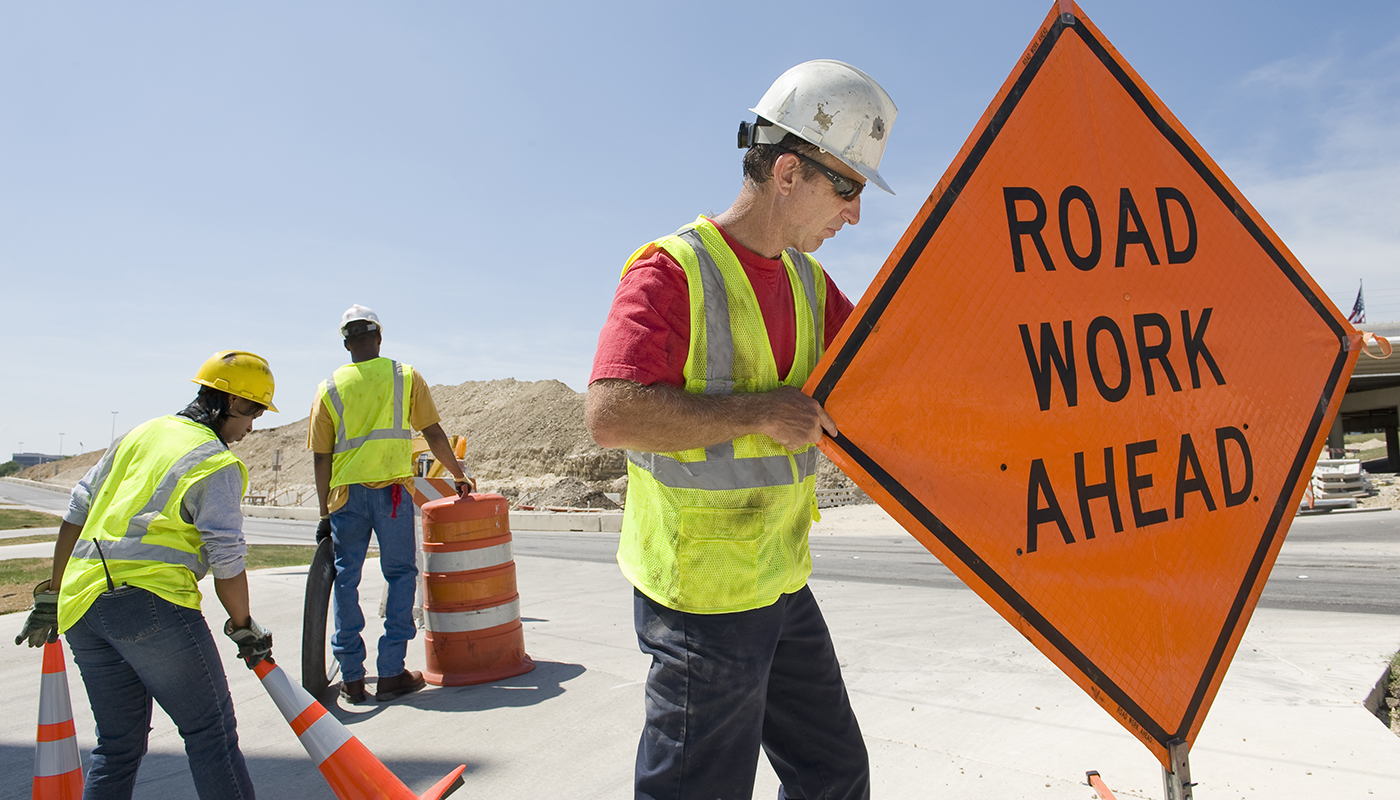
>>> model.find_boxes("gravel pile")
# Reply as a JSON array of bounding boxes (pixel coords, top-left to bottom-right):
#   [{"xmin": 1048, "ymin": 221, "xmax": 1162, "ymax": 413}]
[{"xmin": 519, "ymin": 477, "xmax": 620, "ymax": 510}]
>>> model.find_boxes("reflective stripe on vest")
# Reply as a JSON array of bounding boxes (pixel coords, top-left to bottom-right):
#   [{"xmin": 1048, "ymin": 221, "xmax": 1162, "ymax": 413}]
[
  {"xmin": 68, "ymin": 437, "xmax": 228, "ymax": 575},
  {"xmin": 324, "ymin": 360, "xmax": 410, "ymax": 454},
  {"xmin": 319, "ymin": 359, "xmax": 415, "ymax": 487},
  {"xmin": 617, "ymin": 217, "xmax": 827, "ymax": 614},
  {"xmin": 627, "ymin": 447, "xmax": 819, "ymax": 491},
  {"xmin": 58, "ymin": 416, "xmax": 246, "ymax": 631}
]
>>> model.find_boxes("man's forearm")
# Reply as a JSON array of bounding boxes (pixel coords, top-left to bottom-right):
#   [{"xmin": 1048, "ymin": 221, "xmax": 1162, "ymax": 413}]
[
  {"xmin": 213, "ymin": 570, "xmax": 251, "ymax": 629},
  {"xmin": 586, "ymin": 378, "xmax": 812, "ymax": 453},
  {"xmin": 48, "ymin": 521, "xmax": 84, "ymax": 590},
  {"xmin": 313, "ymin": 453, "xmax": 332, "ymax": 517}
]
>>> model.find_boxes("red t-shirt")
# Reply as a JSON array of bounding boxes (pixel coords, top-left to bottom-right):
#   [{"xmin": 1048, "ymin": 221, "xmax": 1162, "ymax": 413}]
[{"xmin": 590, "ymin": 220, "xmax": 855, "ymax": 388}]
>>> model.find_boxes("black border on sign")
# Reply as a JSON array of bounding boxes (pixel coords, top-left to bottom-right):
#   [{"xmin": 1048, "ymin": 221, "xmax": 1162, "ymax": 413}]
[{"xmin": 812, "ymin": 16, "xmax": 1351, "ymax": 751}]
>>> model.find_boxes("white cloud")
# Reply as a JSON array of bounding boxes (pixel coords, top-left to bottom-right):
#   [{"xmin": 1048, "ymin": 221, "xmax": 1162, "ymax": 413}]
[{"xmin": 1223, "ymin": 34, "xmax": 1400, "ymax": 321}]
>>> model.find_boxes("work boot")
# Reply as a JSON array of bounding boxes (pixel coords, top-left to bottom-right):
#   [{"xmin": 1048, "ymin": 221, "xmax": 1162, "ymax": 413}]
[
  {"xmin": 375, "ymin": 669, "xmax": 426, "ymax": 702},
  {"xmin": 340, "ymin": 678, "xmax": 367, "ymax": 704}
]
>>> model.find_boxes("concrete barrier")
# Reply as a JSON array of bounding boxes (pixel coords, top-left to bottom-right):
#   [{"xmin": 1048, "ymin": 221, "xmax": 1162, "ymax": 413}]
[
  {"xmin": 511, "ymin": 511, "xmax": 622, "ymax": 533},
  {"xmin": 242, "ymin": 505, "xmax": 320, "ymax": 521}
]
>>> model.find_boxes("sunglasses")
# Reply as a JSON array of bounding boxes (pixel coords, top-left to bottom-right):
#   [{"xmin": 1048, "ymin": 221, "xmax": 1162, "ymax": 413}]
[{"xmin": 770, "ymin": 146, "xmax": 864, "ymax": 200}]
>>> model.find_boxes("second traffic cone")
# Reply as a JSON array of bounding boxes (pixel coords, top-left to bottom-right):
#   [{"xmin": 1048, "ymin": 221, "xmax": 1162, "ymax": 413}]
[
  {"xmin": 33, "ymin": 638, "xmax": 84, "ymax": 800},
  {"xmin": 253, "ymin": 660, "xmax": 465, "ymax": 800}
]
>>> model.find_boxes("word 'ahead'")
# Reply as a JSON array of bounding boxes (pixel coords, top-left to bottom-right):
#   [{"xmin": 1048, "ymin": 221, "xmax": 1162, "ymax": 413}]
[{"xmin": 805, "ymin": 1, "xmax": 1356, "ymax": 768}]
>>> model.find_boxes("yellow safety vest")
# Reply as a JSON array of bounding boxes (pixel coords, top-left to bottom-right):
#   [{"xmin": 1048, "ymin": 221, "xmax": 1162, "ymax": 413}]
[
  {"xmin": 617, "ymin": 216, "xmax": 827, "ymax": 614},
  {"xmin": 317, "ymin": 358, "xmax": 415, "ymax": 487},
  {"xmin": 59, "ymin": 415, "xmax": 247, "ymax": 631}
]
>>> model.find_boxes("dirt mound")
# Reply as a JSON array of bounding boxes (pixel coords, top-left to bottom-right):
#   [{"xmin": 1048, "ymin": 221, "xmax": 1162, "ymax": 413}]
[
  {"xmin": 13, "ymin": 378, "xmax": 881, "ymax": 510},
  {"xmin": 226, "ymin": 378, "xmax": 624, "ymax": 505},
  {"xmin": 520, "ymin": 477, "xmax": 620, "ymax": 510},
  {"xmin": 428, "ymin": 379, "xmax": 624, "ymax": 482},
  {"xmin": 19, "ymin": 449, "xmax": 104, "ymax": 488}
]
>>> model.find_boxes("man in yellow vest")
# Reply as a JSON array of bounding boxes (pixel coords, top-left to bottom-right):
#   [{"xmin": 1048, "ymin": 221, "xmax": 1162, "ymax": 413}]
[
  {"xmin": 14, "ymin": 350, "xmax": 278, "ymax": 798},
  {"xmin": 585, "ymin": 61, "xmax": 898, "ymax": 800},
  {"xmin": 309, "ymin": 304, "xmax": 470, "ymax": 704}
]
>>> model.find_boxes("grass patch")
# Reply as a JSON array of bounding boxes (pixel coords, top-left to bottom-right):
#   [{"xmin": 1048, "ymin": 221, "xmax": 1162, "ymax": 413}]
[
  {"xmin": 0, "ymin": 533, "xmax": 59, "ymax": 547},
  {"xmin": 0, "ymin": 558, "xmax": 54, "ymax": 615},
  {"xmin": 0, "ymin": 509, "xmax": 63, "ymax": 530},
  {"xmin": 0, "ymin": 545, "xmax": 378, "ymax": 614},
  {"xmin": 243, "ymin": 545, "xmax": 320, "ymax": 571}
]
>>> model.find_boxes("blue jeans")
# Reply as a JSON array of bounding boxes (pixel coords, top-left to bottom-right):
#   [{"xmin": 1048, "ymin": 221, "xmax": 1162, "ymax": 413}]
[
  {"xmin": 64, "ymin": 585, "xmax": 253, "ymax": 800},
  {"xmin": 633, "ymin": 586, "xmax": 870, "ymax": 800},
  {"xmin": 330, "ymin": 483, "xmax": 418, "ymax": 682}
]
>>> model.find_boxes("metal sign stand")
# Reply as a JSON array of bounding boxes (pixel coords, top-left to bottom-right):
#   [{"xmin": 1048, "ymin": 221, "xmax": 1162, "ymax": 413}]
[{"xmin": 1162, "ymin": 739, "xmax": 1195, "ymax": 799}]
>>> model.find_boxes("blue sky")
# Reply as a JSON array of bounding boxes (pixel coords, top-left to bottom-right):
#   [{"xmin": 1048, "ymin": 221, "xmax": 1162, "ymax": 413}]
[{"xmin": 3, "ymin": 1, "xmax": 1397, "ymax": 459}]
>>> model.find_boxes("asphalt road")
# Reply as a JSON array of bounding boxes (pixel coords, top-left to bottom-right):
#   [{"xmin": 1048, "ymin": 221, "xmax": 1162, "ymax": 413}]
[
  {"xmin": 508, "ymin": 512, "xmax": 1400, "ymax": 616},
  {"xmin": 4, "ymin": 478, "xmax": 1397, "ymax": 615}
]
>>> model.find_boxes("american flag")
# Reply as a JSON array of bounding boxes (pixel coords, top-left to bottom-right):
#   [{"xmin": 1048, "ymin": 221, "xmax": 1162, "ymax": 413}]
[{"xmin": 1347, "ymin": 281, "xmax": 1365, "ymax": 324}]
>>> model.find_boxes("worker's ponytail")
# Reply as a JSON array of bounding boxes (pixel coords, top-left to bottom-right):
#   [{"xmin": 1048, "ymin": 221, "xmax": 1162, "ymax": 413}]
[{"xmin": 179, "ymin": 385, "xmax": 234, "ymax": 444}]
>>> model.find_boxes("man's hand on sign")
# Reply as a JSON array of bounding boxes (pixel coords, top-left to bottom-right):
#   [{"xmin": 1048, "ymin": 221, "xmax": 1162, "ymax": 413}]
[{"xmin": 757, "ymin": 386, "xmax": 839, "ymax": 450}]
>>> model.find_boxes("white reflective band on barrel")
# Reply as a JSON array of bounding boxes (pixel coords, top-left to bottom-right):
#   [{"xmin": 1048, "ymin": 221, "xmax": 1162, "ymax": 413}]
[
  {"xmin": 423, "ymin": 542, "xmax": 513, "ymax": 574},
  {"xmin": 299, "ymin": 713, "xmax": 353, "ymax": 765},
  {"xmin": 35, "ymin": 738, "xmax": 81, "ymax": 777},
  {"xmin": 71, "ymin": 537, "xmax": 206, "ymax": 576},
  {"xmin": 426, "ymin": 599, "xmax": 520, "ymax": 633},
  {"xmin": 38, "ymin": 672, "xmax": 73, "ymax": 726},
  {"xmin": 626, "ymin": 448, "xmax": 819, "ymax": 491}
]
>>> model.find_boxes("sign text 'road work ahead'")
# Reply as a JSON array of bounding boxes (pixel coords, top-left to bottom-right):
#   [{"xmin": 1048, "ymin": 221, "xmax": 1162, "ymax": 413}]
[{"xmin": 806, "ymin": 1, "xmax": 1360, "ymax": 767}]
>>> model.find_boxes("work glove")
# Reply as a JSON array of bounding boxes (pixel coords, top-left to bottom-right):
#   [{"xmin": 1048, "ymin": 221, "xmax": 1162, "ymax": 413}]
[
  {"xmin": 315, "ymin": 516, "xmax": 332, "ymax": 543},
  {"xmin": 14, "ymin": 581, "xmax": 59, "ymax": 647},
  {"xmin": 224, "ymin": 618, "xmax": 274, "ymax": 669}
]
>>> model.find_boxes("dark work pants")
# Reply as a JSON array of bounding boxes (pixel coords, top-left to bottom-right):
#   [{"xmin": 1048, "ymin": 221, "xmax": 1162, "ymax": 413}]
[{"xmin": 633, "ymin": 585, "xmax": 870, "ymax": 800}]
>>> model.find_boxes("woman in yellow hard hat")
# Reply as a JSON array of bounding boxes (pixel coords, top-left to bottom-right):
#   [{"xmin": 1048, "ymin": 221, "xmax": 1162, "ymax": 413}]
[{"xmin": 14, "ymin": 350, "xmax": 277, "ymax": 799}]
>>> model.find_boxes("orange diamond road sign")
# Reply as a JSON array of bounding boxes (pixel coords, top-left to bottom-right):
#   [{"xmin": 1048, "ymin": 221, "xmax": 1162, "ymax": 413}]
[{"xmin": 806, "ymin": 1, "xmax": 1363, "ymax": 767}]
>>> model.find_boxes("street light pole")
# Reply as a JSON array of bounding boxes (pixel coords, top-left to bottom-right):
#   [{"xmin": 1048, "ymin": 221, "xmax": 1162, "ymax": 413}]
[
  {"xmin": 59, "ymin": 433, "xmax": 65, "ymax": 457},
  {"xmin": 111, "ymin": 411, "xmax": 118, "ymax": 445}
]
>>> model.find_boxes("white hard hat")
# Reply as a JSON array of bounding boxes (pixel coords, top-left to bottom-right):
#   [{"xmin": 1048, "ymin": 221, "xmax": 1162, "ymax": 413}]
[
  {"xmin": 339, "ymin": 304, "xmax": 382, "ymax": 337},
  {"xmin": 742, "ymin": 60, "xmax": 898, "ymax": 195}
]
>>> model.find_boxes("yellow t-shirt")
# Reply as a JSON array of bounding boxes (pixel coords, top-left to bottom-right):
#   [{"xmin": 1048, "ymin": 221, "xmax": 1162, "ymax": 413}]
[{"xmin": 308, "ymin": 366, "xmax": 442, "ymax": 513}]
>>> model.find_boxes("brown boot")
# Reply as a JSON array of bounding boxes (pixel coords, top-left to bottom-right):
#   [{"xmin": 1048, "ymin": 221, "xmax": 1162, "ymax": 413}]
[
  {"xmin": 339, "ymin": 678, "xmax": 367, "ymax": 704},
  {"xmin": 375, "ymin": 669, "xmax": 426, "ymax": 702}
]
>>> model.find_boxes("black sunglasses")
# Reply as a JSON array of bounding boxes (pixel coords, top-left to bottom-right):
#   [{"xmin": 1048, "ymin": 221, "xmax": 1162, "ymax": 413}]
[{"xmin": 770, "ymin": 145, "xmax": 864, "ymax": 200}]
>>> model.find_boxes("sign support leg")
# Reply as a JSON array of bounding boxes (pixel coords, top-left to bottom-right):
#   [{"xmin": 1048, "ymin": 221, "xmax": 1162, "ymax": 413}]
[{"xmin": 1161, "ymin": 739, "xmax": 1194, "ymax": 800}]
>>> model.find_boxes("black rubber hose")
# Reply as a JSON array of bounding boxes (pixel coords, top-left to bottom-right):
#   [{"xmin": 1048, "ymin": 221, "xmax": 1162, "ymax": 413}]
[{"xmin": 301, "ymin": 536, "xmax": 336, "ymax": 696}]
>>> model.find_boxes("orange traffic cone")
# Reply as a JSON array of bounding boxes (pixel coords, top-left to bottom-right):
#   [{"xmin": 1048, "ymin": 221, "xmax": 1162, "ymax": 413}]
[
  {"xmin": 253, "ymin": 660, "xmax": 465, "ymax": 800},
  {"xmin": 33, "ymin": 638, "xmax": 83, "ymax": 799}
]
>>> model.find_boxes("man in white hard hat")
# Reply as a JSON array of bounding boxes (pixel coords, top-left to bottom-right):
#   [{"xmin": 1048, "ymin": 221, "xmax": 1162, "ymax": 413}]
[
  {"xmin": 585, "ymin": 60, "xmax": 896, "ymax": 799},
  {"xmin": 309, "ymin": 304, "xmax": 472, "ymax": 704}
]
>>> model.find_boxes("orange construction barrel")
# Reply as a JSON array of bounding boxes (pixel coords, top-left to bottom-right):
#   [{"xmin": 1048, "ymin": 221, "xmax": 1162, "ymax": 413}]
[{"xmin": 419, "ymin": 493, "xmax": 535, "ymax": 686}]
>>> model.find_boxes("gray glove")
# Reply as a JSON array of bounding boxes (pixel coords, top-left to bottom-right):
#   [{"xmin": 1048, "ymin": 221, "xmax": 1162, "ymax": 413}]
[
  {"xmin": 14, "ymin": 581, "xmax": 59, "ymax": 647},
  {"xmin": 223, "ymin": 618, "xmax": 273, "ymax": 669}
]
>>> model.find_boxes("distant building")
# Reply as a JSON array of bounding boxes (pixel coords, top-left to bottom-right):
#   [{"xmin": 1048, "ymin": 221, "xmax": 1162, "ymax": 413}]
[
  {"xmin": 11, "ymin": 452, "xmax": 65, "ymax": 468},
  {"xmin": 1332, "ymin": 320, "xmax": 1400, "ymax": 472}
]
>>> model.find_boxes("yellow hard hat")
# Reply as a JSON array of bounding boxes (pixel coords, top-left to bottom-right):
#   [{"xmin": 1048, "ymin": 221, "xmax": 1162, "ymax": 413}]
[{"xmin": 191, "ymin": 350, "xmax": 278, "ymax": 413}]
